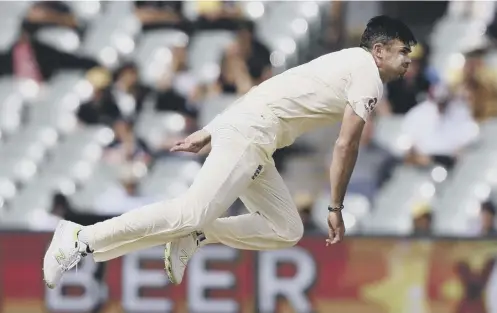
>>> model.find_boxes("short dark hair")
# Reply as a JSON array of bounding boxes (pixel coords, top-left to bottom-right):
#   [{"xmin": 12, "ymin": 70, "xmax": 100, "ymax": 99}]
[
  {"xmin": 482, "ymin": 201, "xmax": 496, "ymax": 216},
  {"xmin": 238, "ymin": 20, "xmax": 255, "ymax": 34},
  {"xmin": 360, "ymin": 15, "xmax": 417, "ymax": 50},
  {"xmin": 465, "ymin": 47, "xmax": 487, "ymax": 59},
  {"xmin": 113, "ymin": 62, "xmax": 138, "ymax": 82},
  {"xmin": 52, "ymin": 193, "xmax": 69, "ymax": 209}
]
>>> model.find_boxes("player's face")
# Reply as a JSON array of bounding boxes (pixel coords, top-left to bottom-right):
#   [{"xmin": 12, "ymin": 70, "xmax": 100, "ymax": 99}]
[{"xmin": 380, "ymin": 40, "xmax": 412, "ymax": 81}]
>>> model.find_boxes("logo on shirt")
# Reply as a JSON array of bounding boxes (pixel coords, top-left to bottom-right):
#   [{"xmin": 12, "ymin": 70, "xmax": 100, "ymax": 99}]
[
  {"xmin": 252, "ymin": 165, "xmax": 263, "ymax": 180},
  {"xmin": 365, "ymin": 97, "xmax": 378, "ymax": 113}
]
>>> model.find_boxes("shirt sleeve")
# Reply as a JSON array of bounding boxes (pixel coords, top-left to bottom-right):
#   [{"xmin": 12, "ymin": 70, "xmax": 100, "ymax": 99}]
[
  {"xmin": 202, "ymin": 114, "xmax": 223, "ymax": 135},
  {"xmin": 347, "ymin": 67, "xmax": 382, "ymax": 121}
]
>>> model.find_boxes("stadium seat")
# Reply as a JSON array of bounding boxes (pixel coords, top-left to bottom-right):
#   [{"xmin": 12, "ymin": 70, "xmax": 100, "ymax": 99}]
[
  {"xmin": 478, "ymin": 118, "xmax": 497, "ymax": 149},
  {"xmin": 133, "ymin": 29, "xmax": 189, "ymax": 86},
  {"xmin": 429, "ymin": 17, "xmax": 489, "ymax": 75},
  {"xmin": 0, "ymin": 157, "xmax": 38, "ymax": 184},
  {"xmin": 0, "ymin": 79, "xmax": 24, "ymax": 135},
  {"xmin": 0, "ymin": 134, "xmax": 50, "ymax": 166},
  {"xmin": 66, "ymin": 1, "xmax": 102, "ymax": 22},
  {"xmin": 135, "ymin": 111, "xmax": 187, "ymax": 151},
  {"xmin": 362, "ymin": 165, "xmax": 435, "ymax": 234},
  {"xmin": 433, "ymin": 150, "xmax": 497, "ymax": 235},
  {"xmin": 0, "ymin": 0, "xmax": 489, "ymax": 240},
  {"xmin": 0, "ymin": 173, "xmax": 74, "ymax": 230},
  {"xmin": 41, "ymin": 126, "xmax": 114, "ymax": 183},
  {"xmin": 10, "ymin": 175, "xmax": 72, "ymax": 212},
  {"xmin": 140, "ymin": 157, "xmax": 201, "ymax": 198},
  {"xmin": 188, "ymin": 30, "xmax": 236, "ymax": 83},
  {"xmin": 198, "ymin": 94, "xmax": 239, "ymax": 128},
  {"xmin": 311, "ymin": 191, "xmax": 371, "ymax": 235},
  {"xmin": 80, "ymin": 5, "xmax": 138, "ymax": 68},
  {"xmin": 0, "ymin": 177, "xmax": 16, "ymax": 202},
  {"xmin": 70, "ymin": 162, "xmax": 123, "ymax": 211},
  {"xmin": 373, "ymin": 115, "xmax": 409, "ymax": 157},
  {"xmin": 257, "ymin": 2, "xmax": 313, "ymax": 49},
  {"xmin": 0, "ymin": 2, "xmax": 29, "ymax": 52},
  {"xmin": 35, "ymin": 27, "xmax": 81, "ymax": 53},
  {"xmin": 28, "ymin": 71, "xmax": 93, "ymax": 133}
]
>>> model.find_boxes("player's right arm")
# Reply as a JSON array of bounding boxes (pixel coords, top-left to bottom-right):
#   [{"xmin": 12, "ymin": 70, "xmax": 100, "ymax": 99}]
[
  {"xmin": 170, "ymin": 129, "xmax": 211, "ymax": 154},
  {"xmin": 170, "ymin": 111, "xmax": 225, "ymax": 154}
]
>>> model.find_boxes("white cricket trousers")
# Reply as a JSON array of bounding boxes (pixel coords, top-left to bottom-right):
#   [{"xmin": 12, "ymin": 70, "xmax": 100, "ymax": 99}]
[{"xmin": 83, "ymin": 103, "xmax": 304, "ymax": 262}]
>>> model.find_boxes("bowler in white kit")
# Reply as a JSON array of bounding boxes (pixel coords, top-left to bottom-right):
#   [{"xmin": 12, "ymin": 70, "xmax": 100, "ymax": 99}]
[{"xmin": 44, "ymin": 16, "xmax": 416, "ymax": 287}]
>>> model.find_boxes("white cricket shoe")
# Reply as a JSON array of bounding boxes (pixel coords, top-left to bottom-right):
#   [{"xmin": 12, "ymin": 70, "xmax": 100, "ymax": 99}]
[
  {"xmin": 164, "ymin": 232, "xmax": 201, "ymax": 285},
  {"xmin": 43, "ymin": 220, "xmax": 88, "ymax": 289}
]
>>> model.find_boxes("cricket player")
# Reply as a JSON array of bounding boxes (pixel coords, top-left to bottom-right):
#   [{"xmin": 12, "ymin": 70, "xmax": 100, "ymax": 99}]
[{"xmin": 43, "ymin": 15, "xmax": 416, "ymax": 288}]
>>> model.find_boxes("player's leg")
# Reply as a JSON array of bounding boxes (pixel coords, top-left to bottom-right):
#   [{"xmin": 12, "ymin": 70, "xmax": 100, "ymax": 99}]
[
  {"xmin": 91, "ymin": 211, "xmax": 293, "ymax": 263},
  {"xmin": 43, "ymin": 126, "xmax": 265, "ymax": 288},
  {"xmin": 204, "ymin": 163, "xmax": 304, "ymax": 249},
  {"xmin": 165, "ymin": 162, "xmax": 304, "ymax": 284}
]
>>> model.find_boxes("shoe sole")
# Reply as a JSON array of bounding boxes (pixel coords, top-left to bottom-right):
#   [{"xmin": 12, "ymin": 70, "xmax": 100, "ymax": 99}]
[{"xmin": 164, "ymin": 242, "xmax": 178, "ymax": 285}]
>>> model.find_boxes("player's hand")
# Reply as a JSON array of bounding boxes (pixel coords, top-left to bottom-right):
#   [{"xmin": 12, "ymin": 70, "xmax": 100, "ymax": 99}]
[
  {"xmin": 326, "ymin": 211, "xmax": 345, "ymax": 246},
  {"xmin": 170, "ymin": 129, "xmax": 211, "ymax": 154}
]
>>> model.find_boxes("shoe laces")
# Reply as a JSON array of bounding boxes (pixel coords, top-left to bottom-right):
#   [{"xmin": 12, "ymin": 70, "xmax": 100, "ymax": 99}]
[
  {"xmin": 193, "ymin": 231, "xmax": 204, "ymax": 247},
  {"xmin": 60, "ymin": 242, "xmax": 86, "ymax": 272}
]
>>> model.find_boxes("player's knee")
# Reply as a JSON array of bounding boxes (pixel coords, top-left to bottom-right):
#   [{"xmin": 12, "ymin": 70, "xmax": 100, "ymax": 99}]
[
  {"xmin": 186, "ymin": 214, "xmax": 207, "ymax": 231},
  {"xmin": 280, "ymin": 222, "xmax": 304, "ymax": 247},
  {"xmin": 180, "ymin": 197, "xmax": 212, "ymax": 230},
  {"xmin": 291, "ymin": 222, "xmax": 305, "ymax": 245}
]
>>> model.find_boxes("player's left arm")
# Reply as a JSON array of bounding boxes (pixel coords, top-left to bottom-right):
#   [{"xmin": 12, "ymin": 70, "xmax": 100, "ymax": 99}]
[
  {"xmin": 326, "ymin": 104, "xmax": 365, "ymax": 245},
  {"xmin": 326, "ymin": 70, "xmax": 381, "ymax": 245},
  {"xmin": 329, "ymin": 105, "xmax": 365, "ymax": 208},
  {"xmin": 330, "ymin": 70, "xmax": 381, "ymax": 207}
]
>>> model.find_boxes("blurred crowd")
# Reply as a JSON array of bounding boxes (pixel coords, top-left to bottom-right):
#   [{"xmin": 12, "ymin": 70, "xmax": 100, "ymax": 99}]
[
  {"xmin": 0, "ymin": 1, "xmax": 283, "ymax": 227},
  {"xmin": 0, "ymin": 3, "xmax": 283, "ymax": 311},
  {"xmin": 375, "ymin": 42, "xmax": 497, "ymax": 237},
  {"xmin": 1, "ymin": 1, "xmax": 496, "ymax": 240},
  {"xmin": 8, "ymin": 1, "xmax": 273, "ymax": 128},
  {"xmin": 3, "ymin": 3, "xmax": 497, "ymax": 313},
  {"xmin": 319, "ymin": 23, "xmax": 497, "ymax": 237}
]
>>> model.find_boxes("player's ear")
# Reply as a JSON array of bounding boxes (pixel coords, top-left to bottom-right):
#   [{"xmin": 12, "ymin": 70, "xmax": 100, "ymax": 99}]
[{"xmin": 372, "ymin": 43, "xmax": 384, "ymax": 60}]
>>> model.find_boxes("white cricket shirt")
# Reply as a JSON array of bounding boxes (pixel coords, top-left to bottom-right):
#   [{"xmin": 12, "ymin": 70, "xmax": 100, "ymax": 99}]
[{"xmin": 207, "ymin": 47, "xmax": 383, "ymax": 149}]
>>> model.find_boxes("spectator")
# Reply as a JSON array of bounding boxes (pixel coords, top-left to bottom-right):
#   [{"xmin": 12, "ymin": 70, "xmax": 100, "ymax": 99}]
[
  {"xmin": 402, "ymin": 84, "xmax": 478, "ymax": 170},
  {"xmin": 313, "ymin": 19, "xmax": 345, "ymax": 58},
  {"xmin": 451, "ymin": 48, "xmax": 497, "ymax": 122},
  {"xmin": 294, "ymin": 192, "xmax": 319, "ymax": 234},
  {"xmin": 25, "ymin": 1, "xmax": 78, "ymax": 31},
  {"xmin": 411, "ymin": 202, "xmax": 433, "ymax": 236},
  {"xmin": 210, "ymin": 47, "xmax": 253, "ymax": 95},
  {"xmin": 93, "ymin": 164, "xmax": 156, "ymax": 216},
  {"xmin": 195, "ymin": 1, "xmax": 244, "ymax": 31},
  {"xmin": 134, "ymin": 1, "xmax": 190, "ymax": 33},
  {"xmin": 50, "ymin": 193, "xmax": 114, "ymax": 232},
  {"xmin": 77, "ymin": 67, "xmax": 119, "ymax": 126},
  {"xmin": 110, "ymin": 62, "xmax": 150, "ymax": 122},
  {"xmin": 378, "ymin": 43, "xmax": 438, "ymax": 115},
  {"xmin": 103, "ymin": 119, "xmax": 152, "ymax": 166},
  {"xmin": 479, "ymin": 201, "xmax": 496, "ymax": 236},
  {"xmin": 232, "ymin": 21, "xmax": 272, "ymax": 84},
  {"xmin": 155, "ymin": 44, "xmax": 201, "ymax": 124},
  {"xmin": 0, "ymin": 20, "xmax": 98, "ymax": 82}
]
